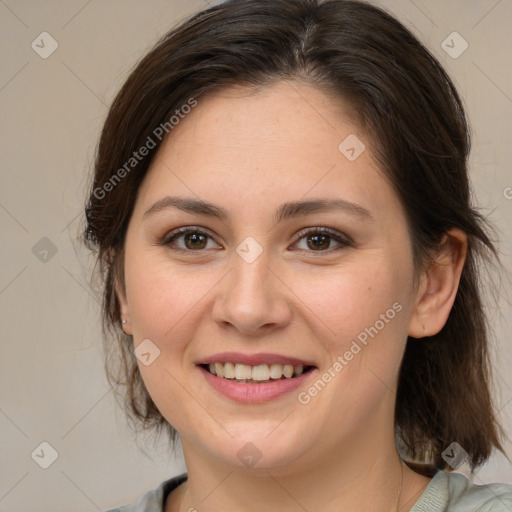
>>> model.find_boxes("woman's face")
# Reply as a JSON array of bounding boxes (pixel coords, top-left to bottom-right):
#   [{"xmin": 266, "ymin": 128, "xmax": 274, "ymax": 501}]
[{"xmin": 119, "ymin": 81, "xmax": 421, "ymax": 471}]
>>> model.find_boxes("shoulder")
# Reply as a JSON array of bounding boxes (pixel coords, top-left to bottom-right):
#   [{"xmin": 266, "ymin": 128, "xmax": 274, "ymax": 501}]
[
  {"xmin": 444, "ymin": 471, "xmax": 512, "ymax": 512},
  {"xmin": 412, "ymin": 470, "xmax": 512, "ymax": 512},
  {"xmin": 104, "ymin": 473, "xmax": 188, "ymax": 512}
]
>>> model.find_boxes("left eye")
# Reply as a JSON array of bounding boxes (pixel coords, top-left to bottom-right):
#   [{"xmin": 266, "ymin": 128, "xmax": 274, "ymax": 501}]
[
  {"xmin": 162, "ymin": 227, "xmax": 351, "ymax": 253},
  {"xmin": 293, "ymin": 228, "xmax": 351, "ymax": 253}
]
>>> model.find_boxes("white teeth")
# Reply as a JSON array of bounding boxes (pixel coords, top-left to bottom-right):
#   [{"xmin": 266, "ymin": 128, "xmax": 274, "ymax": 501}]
[
  {"xmin": 224, "ymin": 362, "xmax": 235, "ymax": 379},
  {"xmin": 215, "ymin": 362, "xmax": 224, "ymax": 378},
  {"xmin": 235, "ymin": 363, "xmax": 252, "ymax": 379},
  {"xmin": 270, "ymin": 363, "xmax": 283, "ymax": 379},
  {"xmin": 252, "ymin": 364, "xmax": 270, "ymax": 381},
  {"xmin": 205, "ymin": 362, "xmax": 308, "ymax": 381},
  {"xmin": 283, "ymin": 364, "xmax": 294, "ymax": 378}
]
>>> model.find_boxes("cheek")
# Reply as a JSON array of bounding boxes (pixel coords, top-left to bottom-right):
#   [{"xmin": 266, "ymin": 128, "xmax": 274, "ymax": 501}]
[
  {"xmin": 291, "ymin": 256, "xmax": 410, "ymax": 349},
  {"xmin": 124, "ymin": 247, "xmax": 209, "ymax": 342},
  {"xmin": 123, "ymin": 250, "xmax": 213, "ymax": 430},
  {"xmin": 296, "ymin": 255, "xmax": 412, "ymax": 409}
]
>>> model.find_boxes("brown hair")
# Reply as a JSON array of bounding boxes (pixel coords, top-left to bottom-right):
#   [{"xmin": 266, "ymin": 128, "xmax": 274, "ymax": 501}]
[{"xmin": 84, "ymin": 0, "xmax": 507, "ymax": 474}]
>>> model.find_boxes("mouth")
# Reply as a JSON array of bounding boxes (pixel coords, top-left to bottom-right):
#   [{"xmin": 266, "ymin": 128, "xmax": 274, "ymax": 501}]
[
  {"xmin": 199, "ymin": 362, "xmax": 315, "ymax": 384},
  {"xmin": 196, "ymin": 353, "xmax": 317, "ymax": 403}
]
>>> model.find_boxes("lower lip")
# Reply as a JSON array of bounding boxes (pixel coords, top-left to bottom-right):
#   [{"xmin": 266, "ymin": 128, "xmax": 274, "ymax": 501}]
[{"xmin": 198, "ymin": 366, "xmax": 315, "ymax": 403}]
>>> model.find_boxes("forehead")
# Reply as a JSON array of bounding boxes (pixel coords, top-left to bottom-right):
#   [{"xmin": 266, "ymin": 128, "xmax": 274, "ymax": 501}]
[
  {"xmin": 165, "ymin": 81, "xmax": 359, "ymax": 152},
  {"xmin": 134, "ymin": 80, "xmax": 399, "ymax": 223}
]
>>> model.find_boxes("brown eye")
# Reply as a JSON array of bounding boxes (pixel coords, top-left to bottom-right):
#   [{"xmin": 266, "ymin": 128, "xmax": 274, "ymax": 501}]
[
  {"xmin": 293, "ymin": 228, "xmax": 351, "ymax": 253},
  {"xmin": 305, "ymin": 233, "xmax": 331, "ymax": 251},
  {"xmin": 182, "ymin": 232, "xmax": 208, "ymax": 250},
  {"xmin": 163, "ymin": 227, "xmax": 219, "ymax": 253}
]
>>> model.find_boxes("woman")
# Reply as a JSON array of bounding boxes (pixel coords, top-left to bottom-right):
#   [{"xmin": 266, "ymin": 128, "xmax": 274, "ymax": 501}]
[{"xmin": 84, "ymin": 0, "xmax": 512, "ymax": 510}]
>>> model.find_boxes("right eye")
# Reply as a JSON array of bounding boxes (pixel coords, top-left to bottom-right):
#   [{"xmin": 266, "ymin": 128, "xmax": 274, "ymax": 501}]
[{"xmin": 162, "ymin": 226, "xmax": 222, "ymax": 253}]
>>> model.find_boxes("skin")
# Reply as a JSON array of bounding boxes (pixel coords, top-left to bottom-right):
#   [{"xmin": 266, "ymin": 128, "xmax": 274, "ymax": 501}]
[{"xmin": 117, "ymin": 80, "xmax": 467, "ymax": 512}]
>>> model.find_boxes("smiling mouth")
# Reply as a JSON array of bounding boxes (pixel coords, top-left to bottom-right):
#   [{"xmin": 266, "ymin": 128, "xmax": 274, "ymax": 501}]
[{"xmin": 199, "ymin": 362, "xmax": 315, "ymax": 384}]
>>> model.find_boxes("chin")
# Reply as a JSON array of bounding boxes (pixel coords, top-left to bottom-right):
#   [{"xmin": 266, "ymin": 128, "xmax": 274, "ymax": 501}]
[{"xmin": 198, "ymin": 422, "xmax": 316, "ymax": 472}]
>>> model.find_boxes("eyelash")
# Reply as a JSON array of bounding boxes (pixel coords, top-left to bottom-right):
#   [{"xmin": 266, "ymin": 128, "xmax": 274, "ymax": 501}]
[{"xmin": 161, "ymin": 226, "xmax": 352, "ymax": 255}]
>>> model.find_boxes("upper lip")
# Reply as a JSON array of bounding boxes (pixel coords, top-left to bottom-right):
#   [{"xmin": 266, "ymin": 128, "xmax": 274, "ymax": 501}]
[{"xmin": 196, "ymin": 352, "xmax": 316, "ymax": 367}]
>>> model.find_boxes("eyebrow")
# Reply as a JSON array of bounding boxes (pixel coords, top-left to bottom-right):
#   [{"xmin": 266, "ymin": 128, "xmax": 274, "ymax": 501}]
[{"xmin": 143, "ymin": 196, "xmax": 374, "ymax": 223}]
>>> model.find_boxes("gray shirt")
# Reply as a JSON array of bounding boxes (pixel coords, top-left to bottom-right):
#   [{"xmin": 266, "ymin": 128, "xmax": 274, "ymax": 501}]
[{"xmin": 106, "ymin": 470, "xmax": 512, "ymax": 511}]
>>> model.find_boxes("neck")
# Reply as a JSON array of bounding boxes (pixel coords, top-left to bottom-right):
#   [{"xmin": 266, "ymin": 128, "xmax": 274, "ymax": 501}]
[{"xmin": 174, "ymin": 423, "xmax": 410, "ymax": 512}]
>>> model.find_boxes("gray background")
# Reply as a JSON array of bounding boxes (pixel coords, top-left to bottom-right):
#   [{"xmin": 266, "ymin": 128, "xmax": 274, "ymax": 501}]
[{"xmin": 1, "ymin": 0, "xmax": 511, "ymax": 510}]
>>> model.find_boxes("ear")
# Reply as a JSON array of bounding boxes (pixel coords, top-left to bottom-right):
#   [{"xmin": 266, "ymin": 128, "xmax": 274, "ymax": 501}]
[
  {"xmin": 115, "ymin": 274, "xmax": 133, "ymax": 336},
  {"xmin": 408, "ymin": 228, "xmax": 468, "ymax": 338}
]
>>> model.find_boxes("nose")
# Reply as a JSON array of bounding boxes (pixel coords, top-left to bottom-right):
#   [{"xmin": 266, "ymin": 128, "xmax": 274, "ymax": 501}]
[{"xmin": 211, "ymin": 249, "xmax": 292, "ymax": 336}]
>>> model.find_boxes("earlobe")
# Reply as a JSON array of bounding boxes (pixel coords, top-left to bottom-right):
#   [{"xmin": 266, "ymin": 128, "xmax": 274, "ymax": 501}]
[
  {"xmin": 408, "ymin": 228, "xmax": 468, "ymax": 339},
  {"xmin": 115, "ymin": 277, "xmax": 133, "ymax": 336}
]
